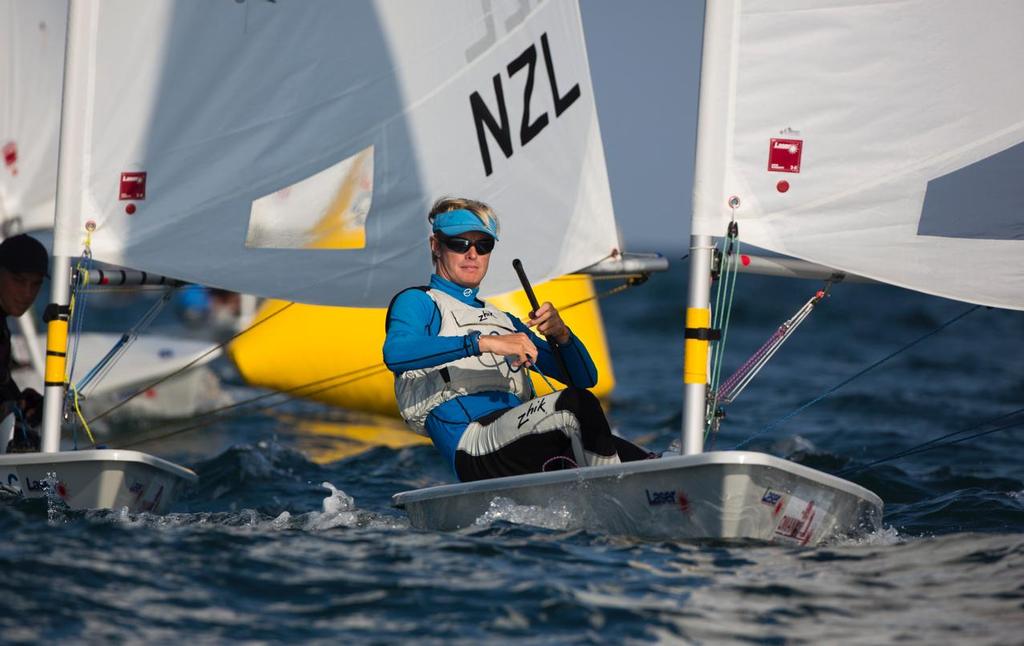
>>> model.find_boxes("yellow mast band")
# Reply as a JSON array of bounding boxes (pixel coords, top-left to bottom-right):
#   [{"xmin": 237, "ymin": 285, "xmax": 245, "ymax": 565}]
[
  {"xmin": 44, "ymin": 318, "xmax": 69, "ymax": 386},
  {"xmin": 683, "ymin": 307, "xmax": 711, "ymax": 384}
]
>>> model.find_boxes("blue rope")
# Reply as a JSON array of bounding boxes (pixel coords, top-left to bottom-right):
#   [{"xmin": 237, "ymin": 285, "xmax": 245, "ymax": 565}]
[
  {"xmin": 73, "ymin": 286, "xmax": 174, "ymax": 395},
  {"xmin": 529, "ymin": 364, "xmax": 559, "ymax": 395},
  {"xmin": 66, "ymin": 254, "xmax": 94, "ymax": 390},
  {"xmin": 74, "ymin": 333, "xmax": 130, "ymax": 392},
  {"xmin": 66, "ymin": 253, "xmax": 95, "ymax": 449},
  {"xmin": 734, "ymin": 303, "xmax": 982, "ymax": 449}
]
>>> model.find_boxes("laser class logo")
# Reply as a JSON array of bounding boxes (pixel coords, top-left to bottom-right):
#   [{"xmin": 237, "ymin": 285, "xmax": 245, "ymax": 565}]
[{"xmin": 645, "ymin": 489, "xmax": 690, "ymax": 513}]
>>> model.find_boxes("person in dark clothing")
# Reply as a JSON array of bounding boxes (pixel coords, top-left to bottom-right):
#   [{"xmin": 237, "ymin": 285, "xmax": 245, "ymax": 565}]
[{"xmin": 0, "ymin": 234, "xmax": 47, "ymax": 453}]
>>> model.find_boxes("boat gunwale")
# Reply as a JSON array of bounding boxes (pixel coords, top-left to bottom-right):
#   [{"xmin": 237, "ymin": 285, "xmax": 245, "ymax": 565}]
[
  {"xmin": 0, "ymin": 448, "xmax": 198, "ymax": 481},
  {"xmin": 392, "ymin": 450, "xmax": 882, "ymax": 508}
]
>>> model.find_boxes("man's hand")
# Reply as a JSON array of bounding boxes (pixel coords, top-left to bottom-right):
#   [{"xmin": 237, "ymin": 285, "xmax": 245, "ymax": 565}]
[
  {"xmin": 526, "ymin": 302, "xmax": 570, "ymax": 345},
  {"xmin": 18, "ymin": 388, "xmax": 43, "ymax": 427},
  {"xmin": 478, "ymin": 333, "xmax": 538, "ymax": 368}
]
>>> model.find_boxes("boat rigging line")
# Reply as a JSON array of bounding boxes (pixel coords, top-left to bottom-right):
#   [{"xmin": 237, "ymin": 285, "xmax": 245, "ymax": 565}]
[
  {"xmin": 715, "ymin": 283, "xmax": 833, "ymax": 407},
  {"xmin": 557, "ymin": 250, "xmax": 664, "ymax": 311},
  {"xmin": 68, "ymin": 289, "xmax": 174, "ymax": 446},
  {"xmin": 73, "ymin": 284, "xmax": 174, "ymax": 395},
  {"xmin": 65, "ymin": 250, "xmax": 97, "ymax": 447},
  {"xmin": 732, "ymin": 303, "xmax": 983, "ymax": 449},
  {"xmin": 699, "ymin": 217, "xmax": 990, "ymax": 453},
  {"xmin": 105, "ymin": 273, "xmax": 651, "ymax": 448},
  {"xmin": 833, "ymin": 406, "xmax": 1024, "ymax": 476},
  {"xmin": 82, "ymin": 300, "xmax": 296, "ymax": 425},
  {"xmin": 116, "ymin": 363, "xmax": 390, "ymax": 449},
  {"xmin": 706, "ymin": 219, "xmax": 742, "ymax": 439},
  {"xmin": 556, "ymin": 274, "xmax": 650, "ymax": 312}
]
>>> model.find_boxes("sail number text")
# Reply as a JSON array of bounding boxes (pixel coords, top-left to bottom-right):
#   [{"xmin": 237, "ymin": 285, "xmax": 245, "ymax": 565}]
[{"xmin": 469, "ymin": 33, "xmax": 581, "ymax": 176}]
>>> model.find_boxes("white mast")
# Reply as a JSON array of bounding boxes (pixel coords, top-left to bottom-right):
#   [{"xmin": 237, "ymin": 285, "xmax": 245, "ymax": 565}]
[
  {"xmin": 681, "ymin": 234, "xmax": 712, "ymax": 454},
  {"xmin": 41, "ymin": 0, "xmax": 88, "ymax": 453},
  {"xmin": 682, "ymin": 0, "xmax": 737, "ymax": 454}
]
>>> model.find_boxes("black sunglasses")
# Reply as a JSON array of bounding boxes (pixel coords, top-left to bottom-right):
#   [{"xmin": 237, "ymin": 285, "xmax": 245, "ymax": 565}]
[{"xmin": 439, "ymin": 236, "xmax": 495, "ymax": 255}]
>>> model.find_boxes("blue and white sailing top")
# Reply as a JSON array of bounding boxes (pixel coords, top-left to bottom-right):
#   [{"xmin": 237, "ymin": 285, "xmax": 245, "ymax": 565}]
[{"xmin": 383, "ymin": 274, "xmax": 597, "ymax": 473}]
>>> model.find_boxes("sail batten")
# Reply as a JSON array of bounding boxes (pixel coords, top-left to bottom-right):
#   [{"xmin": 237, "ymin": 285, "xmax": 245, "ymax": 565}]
[{"xmin": 693, "ymin": 0, "xmax": 1024, "ymax": 311}]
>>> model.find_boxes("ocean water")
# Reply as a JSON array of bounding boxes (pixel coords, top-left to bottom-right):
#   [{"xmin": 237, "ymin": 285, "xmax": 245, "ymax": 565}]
[{"xmin": 2, "ymin": 261, "xmax": 1022, "ymax": 644}]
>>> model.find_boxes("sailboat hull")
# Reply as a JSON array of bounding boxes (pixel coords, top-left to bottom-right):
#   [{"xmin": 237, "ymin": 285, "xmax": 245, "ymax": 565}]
[
  {"xmin": 393, "ymin": 451, "xmax": 882, "ymax": 545},
  {"xmin": 0, "ymin": 449, "xmax": 196, "ymax": 514}
]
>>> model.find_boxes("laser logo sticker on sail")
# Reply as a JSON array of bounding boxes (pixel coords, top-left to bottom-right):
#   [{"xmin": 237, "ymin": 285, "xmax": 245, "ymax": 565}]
[
  {"xmin": 119, "ymin": 171, "xmax": 147, "ymax": 200},
  {"xmin": 768, "ymin": 138, "xmax": 803, "ymax": 173}
]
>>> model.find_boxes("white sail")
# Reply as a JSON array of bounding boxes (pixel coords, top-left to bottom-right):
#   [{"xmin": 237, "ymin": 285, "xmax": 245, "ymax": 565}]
[
  {"xmin": 0, "ymin": 0, "xmax": 66, "ymax": 233},
  {"xmin": 51, "ymin": 0, "xmax": 618, "ymax": 307},
  {"xmin": 693, "ymin": 0, "xmax": 1024, "ymax": 311}
]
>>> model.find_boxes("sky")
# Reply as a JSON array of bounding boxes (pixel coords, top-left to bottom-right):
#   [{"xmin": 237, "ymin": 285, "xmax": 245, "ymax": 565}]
[{"xmin": 579, "ymin": 0, "xmax": 705, "ymax": 253}]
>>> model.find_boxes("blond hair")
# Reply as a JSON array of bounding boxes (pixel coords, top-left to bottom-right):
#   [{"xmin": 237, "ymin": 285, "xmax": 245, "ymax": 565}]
[{"xmin": 427, "ymin": 197, "xmax": 500, "ymax": 234}]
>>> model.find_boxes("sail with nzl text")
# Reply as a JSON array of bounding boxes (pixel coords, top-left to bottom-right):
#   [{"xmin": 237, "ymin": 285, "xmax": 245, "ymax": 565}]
[{"xmin": 53, "ymin": 0, "xmax": 619, "ymax": 307}]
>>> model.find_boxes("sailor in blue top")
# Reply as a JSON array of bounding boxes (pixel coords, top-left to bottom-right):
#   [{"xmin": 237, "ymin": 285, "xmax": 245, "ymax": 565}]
[{"xmin": 383, "ymin": 197, "xmax": 649, "ymax": 482}]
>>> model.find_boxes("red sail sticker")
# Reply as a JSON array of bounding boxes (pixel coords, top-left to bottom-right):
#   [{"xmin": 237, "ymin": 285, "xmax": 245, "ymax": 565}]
[
  {"xmin": 119, "ymin": 171, "xmax": 147, "ymax": 200},
  {"xmin": 768, "ymin": 138, "xmax": 802, "ymax": 173},
  {"xmin": 2, "ymin": 141, "xmax": 17, "ymax": 169}
]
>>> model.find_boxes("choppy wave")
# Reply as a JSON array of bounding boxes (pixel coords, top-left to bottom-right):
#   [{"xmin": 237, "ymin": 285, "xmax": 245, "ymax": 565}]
[{"xmin": 2, "ymin": 269, "xmax": 1022, "ymax": 642}]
